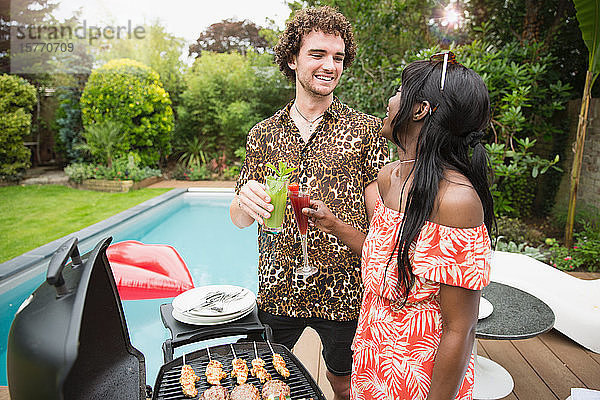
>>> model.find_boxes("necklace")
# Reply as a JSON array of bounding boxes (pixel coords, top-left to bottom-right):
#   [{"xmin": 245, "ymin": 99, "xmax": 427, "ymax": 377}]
[
  {"xmin": 393, "ymin": 159, "xmax": 417, "ymax": 179},
  {"xmin": 294, "ymin": 102, "xmax": 324, "ymax": 132},
  {"xmin": 398, "ymin": 159, "xmax": 416, "ymax": 164}
]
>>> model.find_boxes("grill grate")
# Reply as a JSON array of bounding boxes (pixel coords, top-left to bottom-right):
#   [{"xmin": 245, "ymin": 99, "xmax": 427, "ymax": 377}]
[{"xmin": 153, "ymin": 341, "xmax": 325, "ymax": 400}]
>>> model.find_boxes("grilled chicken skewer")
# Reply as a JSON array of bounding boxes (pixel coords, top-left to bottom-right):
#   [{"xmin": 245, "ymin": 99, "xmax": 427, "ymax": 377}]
[
  {"xmin": 205, "ymin": 348, "xmax": 228, "ymax": 385},
  {"xmin": 230, "ymin": 344, "xmax": 249, "ymax": 385},
  {"xmin": 272, "ymin": 353, "xmax": 290, "ymax": 379},
  {"xmin": 267, "ymin": 340, "xmax": 290, "ymax": 379},
  {"xmin": 250, "ymin": 341, "xmax": 272, "ymax": 383},
  {"xmin": 180, "ymin": 353, "xmax": 200, "ymax": 398}
]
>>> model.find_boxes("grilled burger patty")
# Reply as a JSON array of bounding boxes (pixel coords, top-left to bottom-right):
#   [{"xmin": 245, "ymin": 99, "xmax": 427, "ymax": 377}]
[
  {"xmin": 230, "ymin": 383, "xmax": 260, "ymax": 400},
  {"xmin": 261, "ymin": 379, "xmax": 291, "ymax": 398},
  {"xmin": 200, "ymin": 385, "xmax": 229, "ymax": 400}
]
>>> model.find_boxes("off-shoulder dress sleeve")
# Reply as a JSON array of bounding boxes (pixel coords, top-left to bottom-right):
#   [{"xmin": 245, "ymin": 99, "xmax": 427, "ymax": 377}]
[{"xmin": 411, "ymin": 222, "xmax": 491, "ymax": 290}]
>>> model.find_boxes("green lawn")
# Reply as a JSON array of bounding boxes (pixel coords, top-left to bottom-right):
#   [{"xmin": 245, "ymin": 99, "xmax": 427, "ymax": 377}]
[{"xmin": 0, "ymin": 185, "xmax": 170, "ymax": 263}]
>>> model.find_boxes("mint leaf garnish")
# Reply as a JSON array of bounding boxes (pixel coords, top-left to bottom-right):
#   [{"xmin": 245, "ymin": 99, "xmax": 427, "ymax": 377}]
[{"xmin": 266, "ymin": 161, "xmax": 296, "ymax": 179}]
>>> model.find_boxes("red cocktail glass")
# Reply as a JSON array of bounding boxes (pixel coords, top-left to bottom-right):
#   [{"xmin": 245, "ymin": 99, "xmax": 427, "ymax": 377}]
[{"xmin": 288, "ymin": 184, "xmax": 317, "ymax": 276}]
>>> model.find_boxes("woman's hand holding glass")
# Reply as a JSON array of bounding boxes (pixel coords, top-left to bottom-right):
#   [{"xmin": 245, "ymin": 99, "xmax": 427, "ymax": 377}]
[{"xmin": 303, "ymin": 200, "xmax": 341, "ymax": 234}]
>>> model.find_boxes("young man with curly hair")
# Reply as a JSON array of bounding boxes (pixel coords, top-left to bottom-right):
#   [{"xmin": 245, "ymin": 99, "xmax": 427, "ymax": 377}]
[{"xmin": 230, "ymin": 7, "xmax": 388, "ymax": 399}]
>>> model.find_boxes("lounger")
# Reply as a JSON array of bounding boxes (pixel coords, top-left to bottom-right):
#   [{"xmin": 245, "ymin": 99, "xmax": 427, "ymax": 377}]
[{"xmin": 490, "ymin": 251, "xmax": 600, "ymax": 353}]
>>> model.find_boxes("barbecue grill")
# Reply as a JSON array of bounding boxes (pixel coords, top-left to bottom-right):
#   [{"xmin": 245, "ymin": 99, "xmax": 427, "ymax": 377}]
[
  {"xmin": 7, "ymin": 237, "xmax": 326, "ymax": 400},
  {"xmin": 154, "ymin": 342, "xmax": 323, "ymax": 400}
]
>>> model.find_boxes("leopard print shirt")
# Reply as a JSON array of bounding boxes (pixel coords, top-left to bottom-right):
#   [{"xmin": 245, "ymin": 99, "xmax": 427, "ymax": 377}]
[{"xmin": 236, "ymin": 97, "xmax": 389, "ymax": 321}]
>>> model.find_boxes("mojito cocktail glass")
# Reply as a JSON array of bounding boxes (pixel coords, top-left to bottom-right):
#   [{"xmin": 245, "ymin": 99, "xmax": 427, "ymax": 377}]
[
  {"xmin": 289, "ymin": 184, "xmax": 317, "ymax": 276},
  {"xmin": 263, "ymin": 176, "xmax": 288, "ymax": 233}
]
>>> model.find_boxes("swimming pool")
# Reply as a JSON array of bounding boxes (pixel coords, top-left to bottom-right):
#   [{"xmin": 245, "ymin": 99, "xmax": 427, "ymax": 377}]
[{"xmin": 0, "ymin": 188, "xmax": 259, "ymax": 387}]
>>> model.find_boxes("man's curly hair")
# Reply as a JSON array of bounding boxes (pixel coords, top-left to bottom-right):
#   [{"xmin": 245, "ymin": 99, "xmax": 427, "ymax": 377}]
[{"xmin": 274, "ymin": 6, "xmax": 356, "ymax": 81}]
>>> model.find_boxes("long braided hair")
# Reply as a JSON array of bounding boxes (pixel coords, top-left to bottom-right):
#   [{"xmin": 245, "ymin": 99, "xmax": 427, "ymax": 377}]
[{"xmin": 389, "ymin": 56, "xmax": 495, "ymax": 306}]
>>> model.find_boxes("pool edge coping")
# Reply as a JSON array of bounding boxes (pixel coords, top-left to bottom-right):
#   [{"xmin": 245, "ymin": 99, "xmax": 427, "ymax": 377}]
[{"xmin": 0, "ymin": 187, "xmax": 235, "ymax": 282}]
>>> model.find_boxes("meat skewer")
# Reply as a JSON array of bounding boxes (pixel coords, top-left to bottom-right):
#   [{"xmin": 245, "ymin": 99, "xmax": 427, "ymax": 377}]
[
  {"xmin": 230, "ymin": 383, "xmax": 260, "ymax": 400},
  {"xmin": 200, "ymin": 385, "xmax": 229, "ymax": 400},
  {"xmin": 205, "ymin": 347, "xmax": 228, "ymax": 385},
  {"xmin": 180, "ymin": 353, "xmax": 200, "ymax": 398},
  {"xmin": 267, "ymin": 340, "xmax": 290, "ymax": 379},
  {"xmin": 230, "ymin": 344, "xmax": 249, "ymax": 385},
  {"xmin": 250, "ymin": 341, "xmax": 271, "ymax": 383},
  {"xmin": 262, "ymin": 379, "xmax": 292, "ymax": 400}
]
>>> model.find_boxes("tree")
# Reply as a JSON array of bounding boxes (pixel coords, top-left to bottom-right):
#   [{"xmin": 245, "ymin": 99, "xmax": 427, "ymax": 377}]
[
  {"xmin": 0, "ymin": 73, "xmax": 36, "ymax": 180},
  {"xmin": 464, "ymin": 0, "xmax": 593, "ymax": 218},
  {"xmin": 467, "ymin": 0, "xmax": 596, "ymax": 98},
  {"xmin": 302, "ymin": 0, "xmax": 437, "ymax": 115},
  {"xmin": 176, "ymin": 51, "xmax": 292, "ymax": 158},
  {"xmin": 0, "ymin": 0, "xmax": 59, "ymax": 74},
  {"xmin": 95, "ymin": 21, "xmax": 187, "ymax": 108},
  {"xmin": 80, "ymin": 59, "xmax": 174, "ymax": 167},
  {"xmin": 2, "ymin": 0, "xmax": 83, "ymax": 169},
  {"xmin": 565, "ymin": 0, "xmax": 600, "ymax": 247},
  {"xmin": 189, "ymin": 19, "xmax": 270, "ymax": 57}
]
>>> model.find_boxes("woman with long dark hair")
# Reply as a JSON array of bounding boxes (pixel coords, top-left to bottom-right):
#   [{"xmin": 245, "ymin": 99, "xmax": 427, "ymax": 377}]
[{"xmin": 305, "ymin": 52, "xmax": 494, "ymax": 399}]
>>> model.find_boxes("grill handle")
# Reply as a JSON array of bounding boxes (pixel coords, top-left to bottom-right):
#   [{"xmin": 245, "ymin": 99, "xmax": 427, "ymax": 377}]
[{"xmin": 47, "ymin": 237, "xmax": 82, "ymax": 296}]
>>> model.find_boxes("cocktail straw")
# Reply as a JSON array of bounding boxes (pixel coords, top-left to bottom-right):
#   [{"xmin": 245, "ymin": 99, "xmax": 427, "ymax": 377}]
[{"xmin": 230, "ymin": 343, "xmax": 237, "ymax": 359}]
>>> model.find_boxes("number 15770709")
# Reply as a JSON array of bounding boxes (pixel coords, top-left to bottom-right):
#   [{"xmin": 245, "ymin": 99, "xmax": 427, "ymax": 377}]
[{"xmin": 20, "ymin": 42, "xmax": 74, "ymax": 53}]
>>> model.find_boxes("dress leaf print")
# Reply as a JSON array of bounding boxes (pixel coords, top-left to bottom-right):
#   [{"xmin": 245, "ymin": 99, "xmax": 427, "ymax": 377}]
[{"xmin": 351, "ymin": 196, "xmax": 491, "ymax": 400}]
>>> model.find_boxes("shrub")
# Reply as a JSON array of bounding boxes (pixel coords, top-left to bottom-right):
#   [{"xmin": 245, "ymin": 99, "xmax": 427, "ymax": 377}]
[
  {"xmin": 55, "ymin": 85, "xmax": 87, "ymax": 163},
  {"xmin": 78, "ymin": 121, "xmax": 122, "ymax": 167},
  {"xmin": 172, "ymin": 163, "xmax": 211, "ymax": 181},
  {"xmin": 105, "ymin": 154, "xmax": 161, "ymax": 182},
  {"xmin": 222, "ymin": 165, "xmax": 240, "ymax": 180},
  {"xmin": 550, "ymin": 202, "xmax": 600, "ymax": 233},
  {"xmin": 572, "ymin": 221, "xmax": 600, "ymax": 272},
  {"xmin": 494, "ymin": 238, "xmax": 547, "ymax": 262},
  {"xmin": 80, "ymin": 58, "xmax": 174, "ymax": 167},
  {"xmin": 64, "ymin": 162, "xmax": 95, "ymax": 183},
  {"xmin": 486, "ymin": 138, "xmax": 560, "ymax": 217},
  {"xmin": 176, "ymin": 51, "xmax": 292, "ymax": 159},
  {"xmin": 547, "ymin": 241, "xmax": 584, "ymax": 271},
  {"xmin": 65, "ymin": 155, "xmax": 161, "ymax": 184},
  {"xmin": 496, "ymin": 216, "xmax": 535, "ymax": 245},
  {"xmin": 234, "ymin": 146, "xmax": 246, "ymax": 164},
  {"xmin": 176, "ymin": 52, "xmax": 258, "ymax": 157},
  {"xmin": 546, "ymin": 220, "xmax": 600, "ymax": 272},
  {"xmin": 176, "ymin": 136, "xmax": 207, "ymax": 168},
  {"xmin": 0, "ymin": 74, "xmax": 37, "ymax": 181},
  {"xmin": 220, "ymin": 146, "xmax": 246, "ymax": 180}
]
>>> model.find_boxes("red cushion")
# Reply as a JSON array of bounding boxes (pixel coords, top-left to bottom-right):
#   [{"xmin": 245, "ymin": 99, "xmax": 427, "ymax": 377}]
[{"xmin": 106, "ymin": 241, "xmax": 194, "ymax": 300}]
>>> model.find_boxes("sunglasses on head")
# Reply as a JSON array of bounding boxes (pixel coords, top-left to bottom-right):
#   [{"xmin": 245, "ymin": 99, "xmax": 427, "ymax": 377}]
[{"xmin": 430, "ymin": 51, "xmax": 458, "ymax": 91}]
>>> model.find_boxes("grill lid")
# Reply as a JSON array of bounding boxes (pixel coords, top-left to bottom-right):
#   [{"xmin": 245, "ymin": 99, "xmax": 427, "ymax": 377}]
[{"xmin": 7, "ymin": 237, "xmax": 146, "ymax": 400}]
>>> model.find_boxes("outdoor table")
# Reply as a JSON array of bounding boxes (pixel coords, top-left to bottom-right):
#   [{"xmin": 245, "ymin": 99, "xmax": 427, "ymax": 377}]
[{"xmin": 474, "ymin": 281, "xmax": 555, "ymax": 400}]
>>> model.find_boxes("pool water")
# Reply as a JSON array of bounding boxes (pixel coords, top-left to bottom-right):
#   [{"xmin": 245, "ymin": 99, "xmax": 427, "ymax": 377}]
[{"xmin": 0, "ymin": 192, "xmax": 259, "ymax": 387}]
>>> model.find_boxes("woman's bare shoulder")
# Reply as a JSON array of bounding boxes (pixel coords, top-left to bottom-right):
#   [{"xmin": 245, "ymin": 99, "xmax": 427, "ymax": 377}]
[{"xmin": 431, "ymin": 171, "xmax": 484, "ymax": 229}]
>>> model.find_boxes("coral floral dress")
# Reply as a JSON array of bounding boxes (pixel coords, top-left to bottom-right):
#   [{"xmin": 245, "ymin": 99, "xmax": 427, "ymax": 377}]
[{"xmin": 351, "ymin": 196, "xmax": 491, "ymax": 400}]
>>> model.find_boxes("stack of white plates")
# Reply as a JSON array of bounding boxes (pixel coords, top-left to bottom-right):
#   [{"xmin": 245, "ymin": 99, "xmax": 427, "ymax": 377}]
[{"xmin": 172, "ymin": 285, "xmax": 256, "ymax": 325}]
